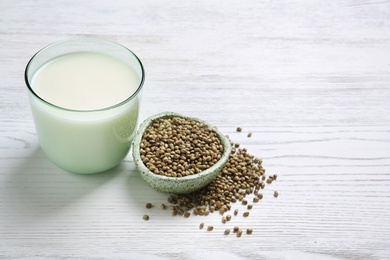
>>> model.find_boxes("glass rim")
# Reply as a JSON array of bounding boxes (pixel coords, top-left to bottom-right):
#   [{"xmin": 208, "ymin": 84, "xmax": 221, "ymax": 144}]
[{"xmin": 24, "ymin": 38, "xmax": 145, "ymax": 113}]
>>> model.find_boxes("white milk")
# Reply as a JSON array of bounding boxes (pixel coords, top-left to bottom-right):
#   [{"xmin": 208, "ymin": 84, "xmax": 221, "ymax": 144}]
[
  {"xmin": 32, "ymin": 52, "xmax": 139, "ymax": 110},
  {"xmin": 29, "ymin": 51, "xmax": 142, "ymax": 174}
]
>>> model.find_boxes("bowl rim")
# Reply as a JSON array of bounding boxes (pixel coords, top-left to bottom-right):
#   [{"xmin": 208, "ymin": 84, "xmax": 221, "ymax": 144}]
[{"xmin": 132, "ymin": 112, "xmax": 232, "ymax": 182}]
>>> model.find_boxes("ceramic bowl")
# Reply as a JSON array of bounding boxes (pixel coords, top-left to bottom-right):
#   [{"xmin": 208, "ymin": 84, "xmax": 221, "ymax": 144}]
[{"xmin": 131, "ymin": 112, "xmax": 232, "ymax": 194}]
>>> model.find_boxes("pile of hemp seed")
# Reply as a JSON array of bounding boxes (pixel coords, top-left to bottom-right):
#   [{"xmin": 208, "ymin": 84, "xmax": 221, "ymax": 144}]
[
  {"xmin": 140, "ymin": 116, "xmax": 224, "ymax": 178},
  {"xmin": 140, "ymin": 117, "xmax": 279, "ymax": 237}
]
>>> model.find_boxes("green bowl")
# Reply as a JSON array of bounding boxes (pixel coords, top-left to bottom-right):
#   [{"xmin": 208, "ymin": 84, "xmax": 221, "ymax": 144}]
[{"xmin": 131, "ymin": 112, "xmax": 232, "ymax": 194}]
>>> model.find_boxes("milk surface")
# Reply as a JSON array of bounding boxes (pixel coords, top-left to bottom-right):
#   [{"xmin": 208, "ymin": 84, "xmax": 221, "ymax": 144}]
[{"xmin": 32, "ymin": 52, "xmax": 139, "ymax": 110}]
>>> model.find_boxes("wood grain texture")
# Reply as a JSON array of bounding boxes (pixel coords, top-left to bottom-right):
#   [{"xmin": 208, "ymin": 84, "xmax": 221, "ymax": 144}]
[{"xmin": 1, "ymin": 0, "xmax": 390, "ymax": 259}]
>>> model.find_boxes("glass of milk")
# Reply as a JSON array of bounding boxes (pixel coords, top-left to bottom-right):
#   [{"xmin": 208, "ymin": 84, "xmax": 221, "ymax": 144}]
[{"xmin": 24, "ymin": 38, "xmax": 145, "ymax": 174}]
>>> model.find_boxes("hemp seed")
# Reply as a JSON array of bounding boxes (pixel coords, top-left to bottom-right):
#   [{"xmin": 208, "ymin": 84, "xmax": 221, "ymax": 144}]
[
  {"xmin": 138, "ymin": 115, "xmax": 280, "ymax": 238},
  {"xmin": 143, "ymin": 214, "xmax": 149, "ymax": 221},
  {"xmin": 145, "ymin": 203, "xmax": 153, "ymax": 209},
  {"xmin": 140, "ymin": 116, "xmax": 223, "ymax": 178},
  {"xmin": 199, "ymin": 222, "xmax": 204, "ymax": 229}
]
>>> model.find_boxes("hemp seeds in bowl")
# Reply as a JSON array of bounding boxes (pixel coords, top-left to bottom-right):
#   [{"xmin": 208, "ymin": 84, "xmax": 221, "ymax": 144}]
[{"xmin": 132, "ymin": 112, "xmax": 232, "ymax": 194}]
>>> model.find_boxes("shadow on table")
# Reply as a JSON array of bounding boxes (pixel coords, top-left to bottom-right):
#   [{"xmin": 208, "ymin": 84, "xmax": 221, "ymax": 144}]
[
  {"xmin": 2, "ymin": 145, "xmax": 120, "ymax": 222},
  {"xmin": 124, "ymin": 161, "xmax": 165, "ymax": 210}
]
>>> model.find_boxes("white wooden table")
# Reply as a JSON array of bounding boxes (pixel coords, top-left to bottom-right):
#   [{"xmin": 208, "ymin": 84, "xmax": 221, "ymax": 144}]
[{"xmin": 1, "ymin": 0, "xmax": 390, "ymax": 259}]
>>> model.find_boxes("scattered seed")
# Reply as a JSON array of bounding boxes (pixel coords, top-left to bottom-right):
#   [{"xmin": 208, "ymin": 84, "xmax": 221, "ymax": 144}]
[
  {"xmin": 274, "ymin": 191, "xmax": 279, "ymax": 198},
  {"xmin": 233, "ymin": 226, "xmax": 240, "ymax": 233},
  {"xmin": 146, "ymin": 203, "xmax": 153, "ymax": 209},
  {"xmin": 167, "ymin": 195, "xmax": 178, "ymax": 204},
  {"xmin": 163, "ymin": 141, "xmax": 266, "ymax": 221},
  {"xmin": 143, "ymin": 214, "xmax": 149, "ymax": 221},
  {"xmin": 273, "ymin": 174, "xmax": 278, "ymax": 180},
  {"xmin": 199, "ymin": 222, "xmax": 204, "ymax": 229},
  {"xmin": 224, "ymin": 229, "xmax": 230, "ymax": 235},
  {"xmin": 246, "ymin": 228, "xmax": 253, "ymax": 235},
  {"xmin": 141, "ymin": 116, "xmax": 278, "ymax": 237}
]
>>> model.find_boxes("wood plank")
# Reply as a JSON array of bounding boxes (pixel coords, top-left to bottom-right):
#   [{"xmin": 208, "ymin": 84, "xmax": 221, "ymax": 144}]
[{"xmin": 1, "ymin": 0, "xmax": 389, "ymax": 259}]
